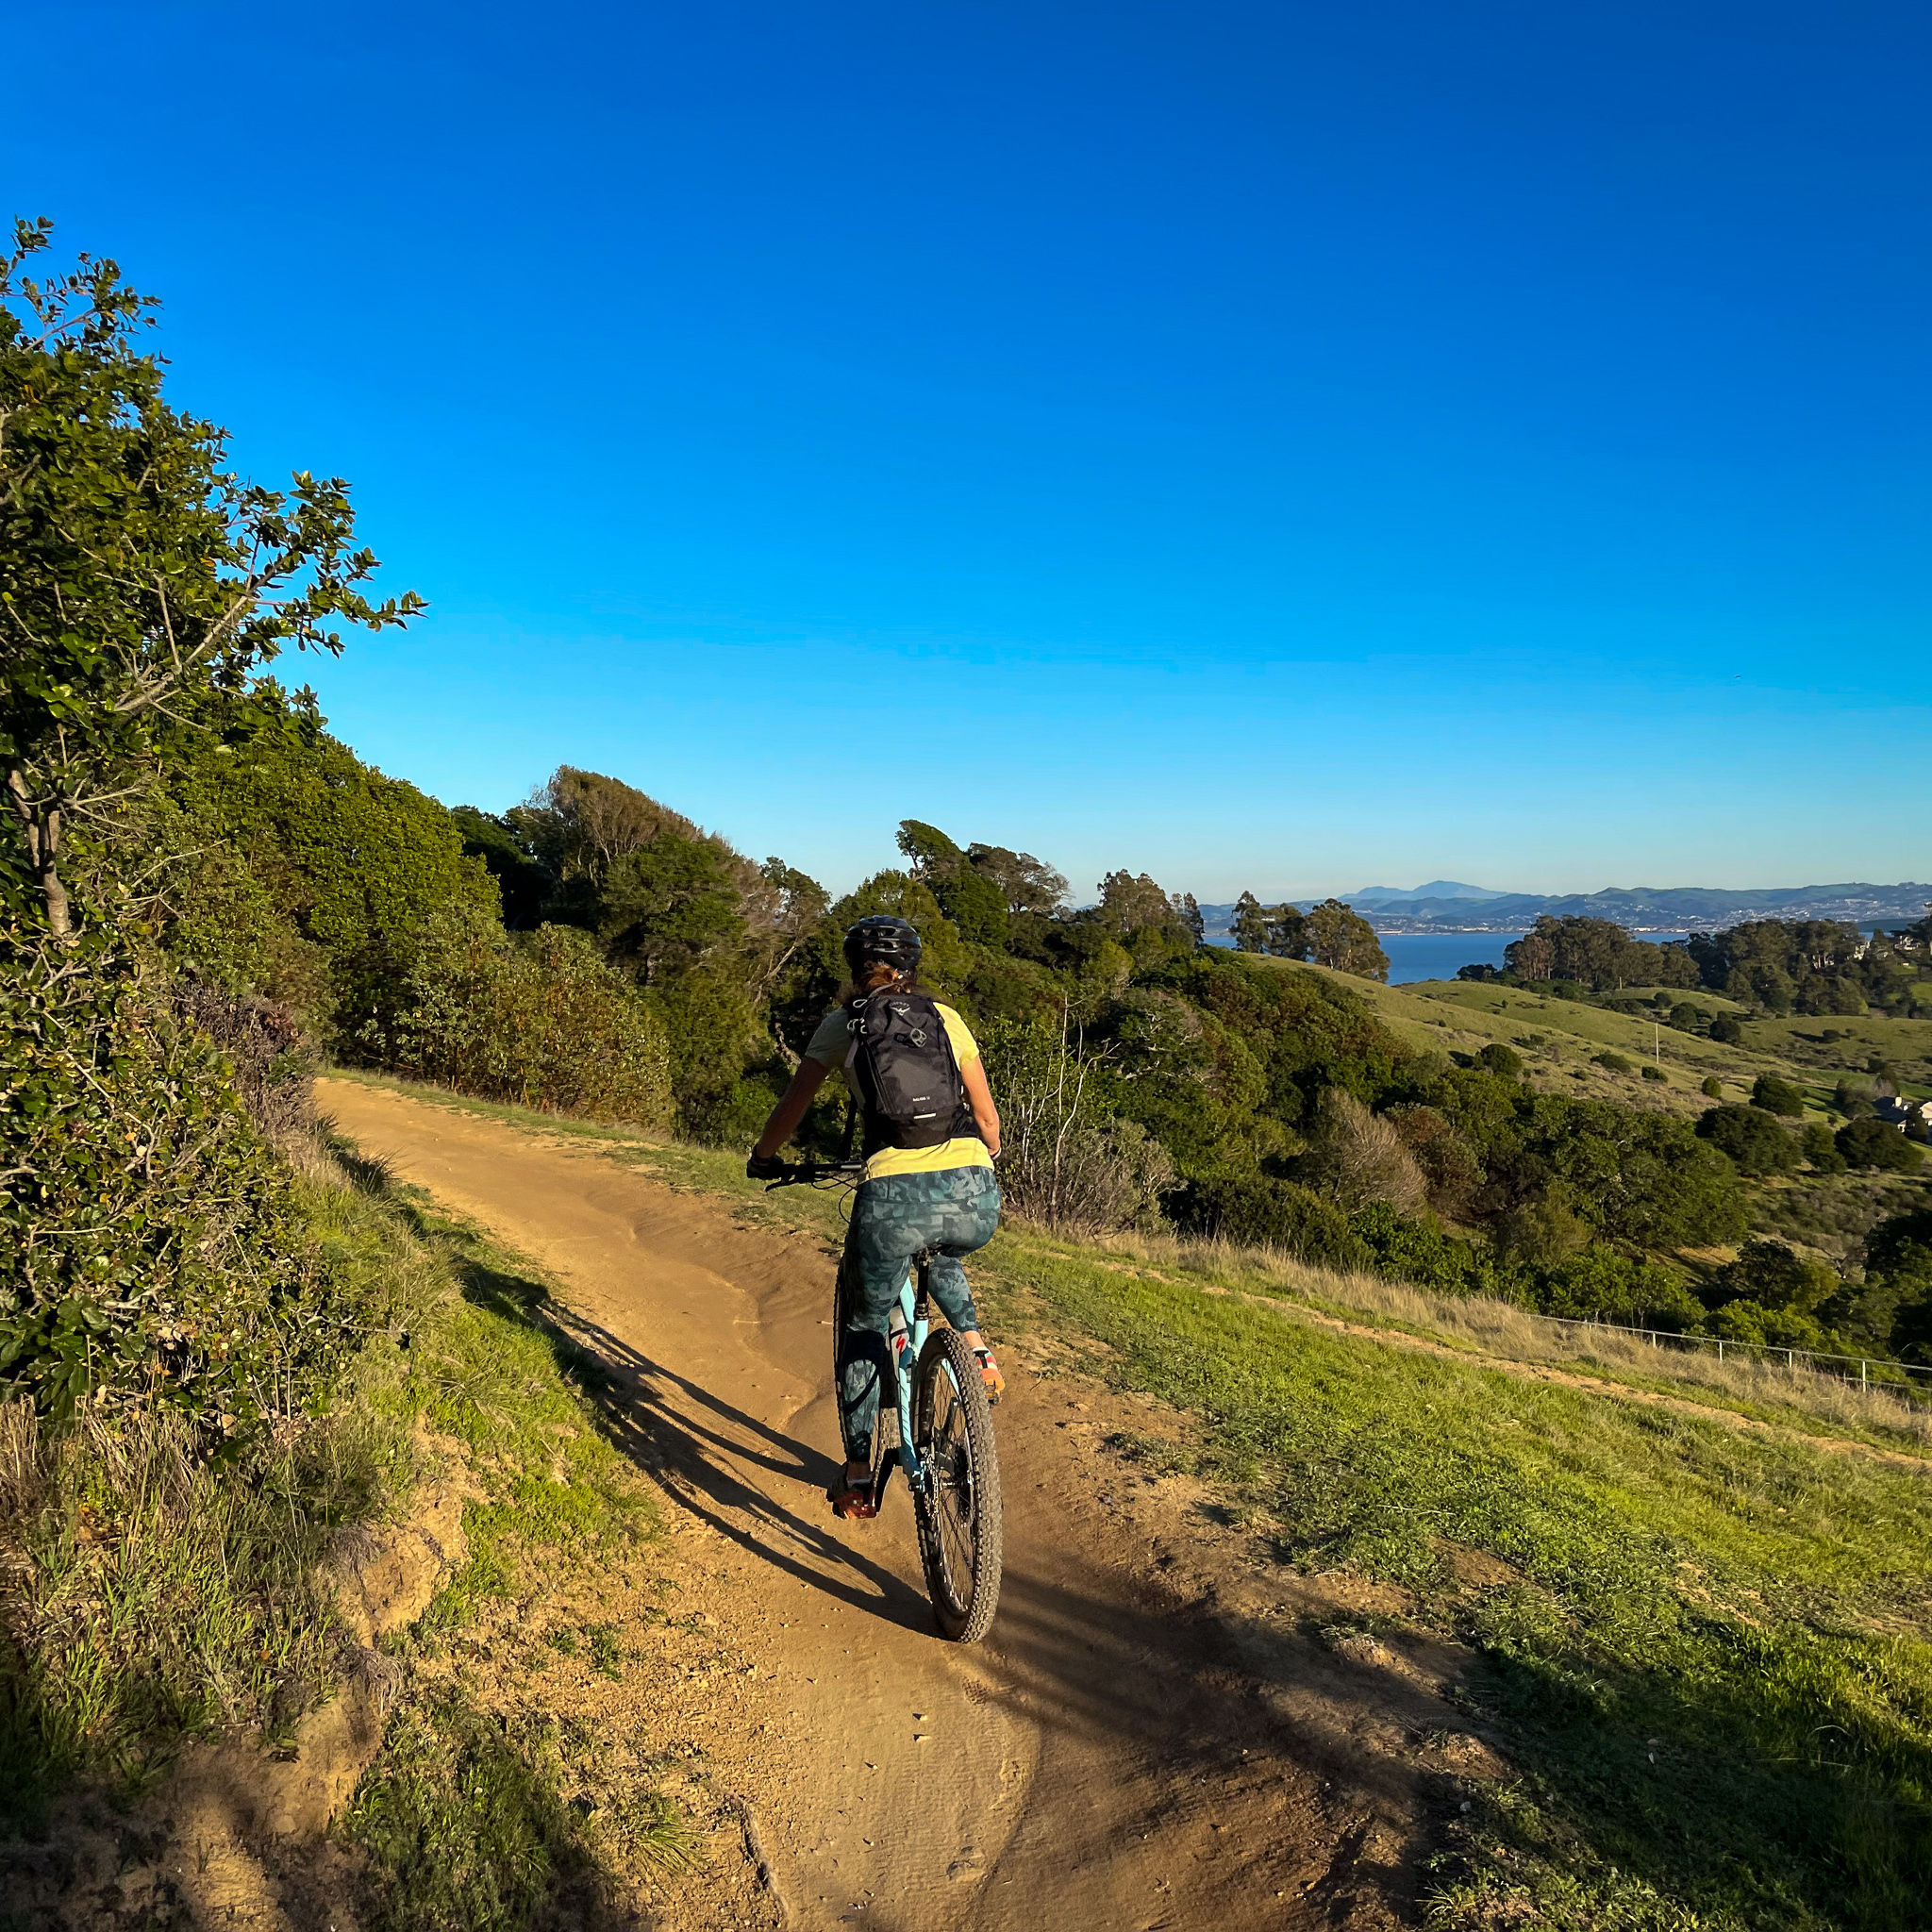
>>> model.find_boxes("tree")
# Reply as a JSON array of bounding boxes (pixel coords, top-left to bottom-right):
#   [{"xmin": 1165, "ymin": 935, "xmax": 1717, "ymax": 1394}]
[
  {"xmin": 0, "ymin": 221, "xmax": 421, "ymax": 937},
  {"xmin": 1800, "ymin": 1122, "xmax": 1847, "ymax": 1173},
  {"xmin": 1836, "ymin": 1118, "xmax": 1926, "ymax": 1174},
  {"xmin": 966, "ymin": 841, "xmax": 1067, "ymax": 915},
  {"xmin": 1507, "ymin": 926, "xmax": 1557, "ymax": 981},
  {"xmin": 892, "ymin": 820, "xmax": 1008, "ymax": 944},
  {"xmin": 1304, "ymin": 900, "xmax": 1389, "ymax": 980},
  {"xmin": 598, "ymin": 835, "xmax": 744, "ymax": 985},
  {"xmin": 1709, "ymin": 1015, "xmax": 1744, "ymax": 1045},
  {"xmin": 895, "ymin": 818, "xmax": 963, "ymax": 876},
  {"xmin": 1708, "ymin": 1241, "xmax": 1837, "ymax": 1318},
  {"xmin": 1701, "ymin": 1075, "xmax": 1723, "ymax": 1099},
  {"xmin": 934, "ymin": 866, "xmax": 1010, "ymax": 946},
  {"xmin": 1230, "ymin": 891, "xmax": 1270, "ymax": 953},
  {"xmin": 1750, "ymin": 1074, "xmax": 1807, "ymax": 1118},
  {"xmin": 511, "ymin": 766, "xmax": 729, "ymax": 894},
  {"xmin": 1094, "ymin": 870, "xmax": 1176, "ymax": 936},
  {"xmin": 1695, "ymin": 1104, "xmax": 1797, "ymax": 1175},
  {"xmin": 1265, "ymin": 903, "xmax": 1308, "ymax": 958},
  {"xmin": 1476, "ymin": 1042, "xmax": 1524, "ymax": 1078}
]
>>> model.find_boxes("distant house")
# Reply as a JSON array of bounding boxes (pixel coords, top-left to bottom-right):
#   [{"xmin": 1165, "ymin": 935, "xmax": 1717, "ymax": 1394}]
[{"xmin": 1873, "ymin": 1095, "xmax": 1932, "ymax": 1131}]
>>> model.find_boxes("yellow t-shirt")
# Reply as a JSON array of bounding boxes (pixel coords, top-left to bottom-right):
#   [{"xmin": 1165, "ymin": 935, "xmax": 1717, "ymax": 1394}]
[{"xmin": 803, "ymin": 1001, "xmax": 994, "ymax": 1181}]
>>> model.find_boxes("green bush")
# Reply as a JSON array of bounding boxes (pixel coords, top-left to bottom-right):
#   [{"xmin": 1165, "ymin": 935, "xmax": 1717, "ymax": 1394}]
[
  {"xmin": 1347, "ymin": 1202, "xmax": 1509, "ymax": 1298},
  {"xmin": 1836, "ymin": 1117, "xmax": 1926, "ymax": 1174},
  {"xmin": 1593, "ymin": 1051, "xmax": 1635, "ymax": 1075},
  {"xmin": 1640, "ymin": 1063, "xmax": 1666, "ymax": 1082},
  {"xmin": 371, "ymin": 904, "xmax": 673, "ymax": 1128},
  {"xmin": 1708, "ymin": 1014, "xmax": 1744, "ymax": 1044},
  {"xmin": 1474, "ymin": 1042, "xmax": 1524, "ymax": 1078},
  {"xmin": 1799, "ymin": 1122, "xmax": 1847, "ymax": 1174},
  {"xmin": 1533, "ymin": 1246, "xmax": 1703, "ymax": 1329},
  {"xmin": 1700, "ymin": 1075, "xmax": 1724, "ymax": 1100},
  {"xmin": 1751, "ymin": 1074, "xmax": 1807, "ymax": 1117},
  {"xmin": 1172, "ymin": 1176, "xmax": 1371, "ymax": 1272},
  {"xmin": 1695, "ymin": 1103, "xmax": 1797, "ymax": 1176},
  {"xmin": 0, "ymin": 930, "xmax": 352, "ymax": 1431}
]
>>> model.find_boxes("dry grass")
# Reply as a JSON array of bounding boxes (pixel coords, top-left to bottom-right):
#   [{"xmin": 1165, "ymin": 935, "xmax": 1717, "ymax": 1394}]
[{"xmin": 1074, "ymin": 1223, "xmax": 1932, "ymax": 1450}]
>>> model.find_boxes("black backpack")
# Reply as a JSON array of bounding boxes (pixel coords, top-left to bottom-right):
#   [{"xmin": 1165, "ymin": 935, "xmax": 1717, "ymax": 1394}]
[{"xmin": 841, "ymin": 991, "xmax": 978, "ymax": 1158}]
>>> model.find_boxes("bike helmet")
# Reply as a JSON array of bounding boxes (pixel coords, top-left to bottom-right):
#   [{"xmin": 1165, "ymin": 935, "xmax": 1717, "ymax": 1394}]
[{"xmin": 842, "ymin": 914, "xmax": 923, "ymax": 978}]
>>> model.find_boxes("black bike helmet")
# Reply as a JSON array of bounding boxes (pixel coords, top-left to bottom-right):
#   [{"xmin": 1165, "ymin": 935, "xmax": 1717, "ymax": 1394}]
[{"xmin": 842, "ymin": 914, "xmax": 923, "ymax": 978}]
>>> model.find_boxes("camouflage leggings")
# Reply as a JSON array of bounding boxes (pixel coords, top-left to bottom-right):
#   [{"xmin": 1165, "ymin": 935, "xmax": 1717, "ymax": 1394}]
[{"xmin": 836, "ymin": 1164, "xmax": 1001, "ymax": 1463}]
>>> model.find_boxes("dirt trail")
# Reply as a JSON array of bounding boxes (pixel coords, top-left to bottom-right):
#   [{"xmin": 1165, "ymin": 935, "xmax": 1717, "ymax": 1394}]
[{"xmin": 323, "ymin": 1081, "xmax": 1466, "ymax": 1930}]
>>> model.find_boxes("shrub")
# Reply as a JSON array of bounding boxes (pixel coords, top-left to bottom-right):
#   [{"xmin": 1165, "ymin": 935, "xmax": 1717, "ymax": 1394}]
[
  {"xmin": 1298, "ymin": 1089, "xmax": 1427, "ymax": 1213},
  {"xmin": 1641, "ymin": 1063, "xmax": 1666, "ymax": 1082},
  {"xmin": 1708, "ymin": 1240, "xmax": 1837, "ymax": 1317},
  {"xmin": 1695, "ymin": 1104, "xmax": 1797, "ymax": 1176},
  {"xmin": 1474, "ymin": 1042, "xmax": 1524, "ymax": 1078},
  {"xmin": 0, "ymin": 931, "xmax": 350, "ymax": 1431},
  {"xmin": 1799, "ymin": 1123, "xmax": 1847, "ymax": 1174},
  {"xmin": 1171, "ymin": 1176, "xmax": 1370, "ymax": 1272},
  {"xmin": 1708, "ymin": 1015, "xmax": 1744, "ymax": 1045},
  {"xmin": 373, "ymin": 903, "xmax": 673, "ymax": 1127},
  {"xmin": 1836, "ymin": 1117, "xmax": 1926, "ymax": 1174},
  {"xmin": 1533, "ymin": 1246, "xmax": 1703, "ymax": 1329},
  {"xmin": 1386, "ymin": 1104, "xmax": 1480, "ymax": 1214},
  {"xmin": 1701, "ymin": 1075, "xmax": 1724, "ymax": 1100},
  {"xmin": 979, "ymin": 1012, "xmax": 1174, "ymax": 1236},
  {"xmin": 1594, "ymin": 1051, "xmax": 1635, "ymax": 1076},
  {"xmin": 1348, "ymin": 1203, "xmax": 1507, "ymax": 1298},
  {"xmin": 1751, "ymin": 1074, "xmax": 1807, "ymax": 1117}
]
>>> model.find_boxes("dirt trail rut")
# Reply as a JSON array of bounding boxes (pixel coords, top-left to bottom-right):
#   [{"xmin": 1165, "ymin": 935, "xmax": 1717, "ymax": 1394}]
[{"xmin": 323, "ymin": 1081, "xmax": 1457, "ymax": 1930}]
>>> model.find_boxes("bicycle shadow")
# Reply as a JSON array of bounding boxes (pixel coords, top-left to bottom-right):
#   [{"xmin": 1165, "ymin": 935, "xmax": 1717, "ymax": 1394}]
[{"xmin": 532, "ymin": 1291, "xmax": 939, "ymax": 1635}]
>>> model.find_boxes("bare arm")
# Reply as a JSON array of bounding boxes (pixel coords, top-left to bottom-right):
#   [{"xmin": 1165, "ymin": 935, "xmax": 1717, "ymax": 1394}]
[
  {"xmin": 961, "ymin": 1056, "xmax": 1001, "ymax": 1159},
  {"xmin": 752, "ymin": 1057, "xmax": 833, "ymax": 1160}
]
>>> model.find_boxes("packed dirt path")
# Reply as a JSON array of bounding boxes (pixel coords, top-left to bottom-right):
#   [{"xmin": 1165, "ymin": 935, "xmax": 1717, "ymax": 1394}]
[{"xmin": 322, "ymin": 1081, "xmax": 1456, "ymax": 1930}]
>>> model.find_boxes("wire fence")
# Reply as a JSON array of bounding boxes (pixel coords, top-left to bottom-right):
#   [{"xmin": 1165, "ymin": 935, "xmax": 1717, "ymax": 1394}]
[{"xmin": 1542, "ymin": 1315, "xmax": 1932, "ymax": 1403}]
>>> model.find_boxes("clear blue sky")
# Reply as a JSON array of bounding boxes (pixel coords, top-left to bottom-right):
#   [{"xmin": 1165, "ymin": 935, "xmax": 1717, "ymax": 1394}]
[{"xmin": 10, "ymin": 2, "xmax": 1928, "ymax": 899}]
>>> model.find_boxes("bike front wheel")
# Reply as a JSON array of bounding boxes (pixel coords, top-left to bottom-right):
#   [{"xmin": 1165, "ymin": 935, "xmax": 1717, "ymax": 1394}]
[{"xmin": 911, "ymin": 1328, "xmax": 1004, "ymax": 1642}]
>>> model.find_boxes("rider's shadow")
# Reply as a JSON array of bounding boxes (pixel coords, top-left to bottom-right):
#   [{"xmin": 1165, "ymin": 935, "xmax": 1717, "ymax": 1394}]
[{"xmin": 541, "ymin": 1300, "xmax": 936, "ymax": 1633}]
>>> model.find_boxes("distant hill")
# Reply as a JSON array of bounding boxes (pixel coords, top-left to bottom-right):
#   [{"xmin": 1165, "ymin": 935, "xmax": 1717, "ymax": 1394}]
[
  {"xmin": 1349, "ymin": 880, "xmax": 1502, "ymax": 908},
  {"xmin": 1196, "ymin": 883, "xmax": 1932, "ymax": 936}
]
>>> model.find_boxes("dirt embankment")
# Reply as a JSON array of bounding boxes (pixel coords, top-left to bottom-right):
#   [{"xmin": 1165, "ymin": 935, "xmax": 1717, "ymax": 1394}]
[{"xmin": 304, "ymin": 1079, "xmax": 1514, "ymax": 1930}]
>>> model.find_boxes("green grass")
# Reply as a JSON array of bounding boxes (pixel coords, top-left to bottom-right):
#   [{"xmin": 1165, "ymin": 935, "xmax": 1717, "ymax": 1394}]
[
  {"xmin": 990, "ymin": 1236, "xmax": 1932, "ymax": 1931},
  {"xmin": 1279, "ymin": 959, "xmax": 1932, "ymax": 1119}
]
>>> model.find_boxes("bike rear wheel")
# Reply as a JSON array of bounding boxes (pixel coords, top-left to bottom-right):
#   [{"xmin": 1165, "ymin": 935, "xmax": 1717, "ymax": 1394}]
[{"xmin": 911, "ymin": 1328, "xmax": 1004, "ymax": 1642}]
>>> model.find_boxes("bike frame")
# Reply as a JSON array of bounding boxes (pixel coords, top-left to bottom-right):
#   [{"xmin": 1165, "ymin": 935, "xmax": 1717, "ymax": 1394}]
[
  {"xmin": 762, "ymin": 1159, "xmax": 941, "ymax": 1501},
  {"xmin": 878, "ymin": 1257, "xmax": 938, "ymax": 1506}
]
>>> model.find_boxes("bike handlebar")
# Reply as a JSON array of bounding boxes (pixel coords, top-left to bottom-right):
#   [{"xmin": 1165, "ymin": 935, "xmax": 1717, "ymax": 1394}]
[{"xmin": 762, "ymin": 1159, "xmax": 866, "ymax": 1190}]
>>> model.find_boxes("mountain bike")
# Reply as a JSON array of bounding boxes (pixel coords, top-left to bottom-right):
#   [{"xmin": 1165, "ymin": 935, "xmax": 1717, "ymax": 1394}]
[{"xmin": 765, "ymin": 1160, "xmax": 1004, "ymax": 1643}]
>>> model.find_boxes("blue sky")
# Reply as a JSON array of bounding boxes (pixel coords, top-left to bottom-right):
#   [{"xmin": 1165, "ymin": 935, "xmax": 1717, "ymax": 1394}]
[{"xmin": 9, "ymin": 1, "xmax": 1928, "ymax": 899}]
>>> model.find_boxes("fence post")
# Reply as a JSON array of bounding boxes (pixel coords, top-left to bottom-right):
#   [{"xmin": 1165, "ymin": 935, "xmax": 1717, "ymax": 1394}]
[
  {"xmin": 1861, "ymin": 1360, "xmax": 1868, "ymax": 1390},
  {"xmin": 1716, "ymin": 1339, "xmax": 1724, "ymax": 1362}
]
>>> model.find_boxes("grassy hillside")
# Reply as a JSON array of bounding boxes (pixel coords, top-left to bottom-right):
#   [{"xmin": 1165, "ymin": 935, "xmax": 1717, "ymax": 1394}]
[
  {"xmin": 1280, "ymin": 959, "xmax": 1930, "ymax": 1116},
  {"xmin": 325, "ymin": 1073, "xmax": 1932, "ymax": 1932}
]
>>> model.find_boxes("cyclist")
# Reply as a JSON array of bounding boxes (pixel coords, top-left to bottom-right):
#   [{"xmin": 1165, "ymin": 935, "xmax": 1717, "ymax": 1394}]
[{"xmin": 748, "ymin": 914, "xmax": 1004, "ymax": 1521}]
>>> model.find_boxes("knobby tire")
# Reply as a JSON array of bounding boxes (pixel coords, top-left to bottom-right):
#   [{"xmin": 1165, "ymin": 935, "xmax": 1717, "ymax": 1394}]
[{"xmin": 912, "ymin": 1327, "xmax": 1004, "ymax": 1642}]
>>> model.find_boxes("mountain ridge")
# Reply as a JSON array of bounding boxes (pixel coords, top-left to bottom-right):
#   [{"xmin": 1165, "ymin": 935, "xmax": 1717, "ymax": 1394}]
[{"xmin": 1195, "ymin": 882, "xmax": 1932, "ymax": 935}]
